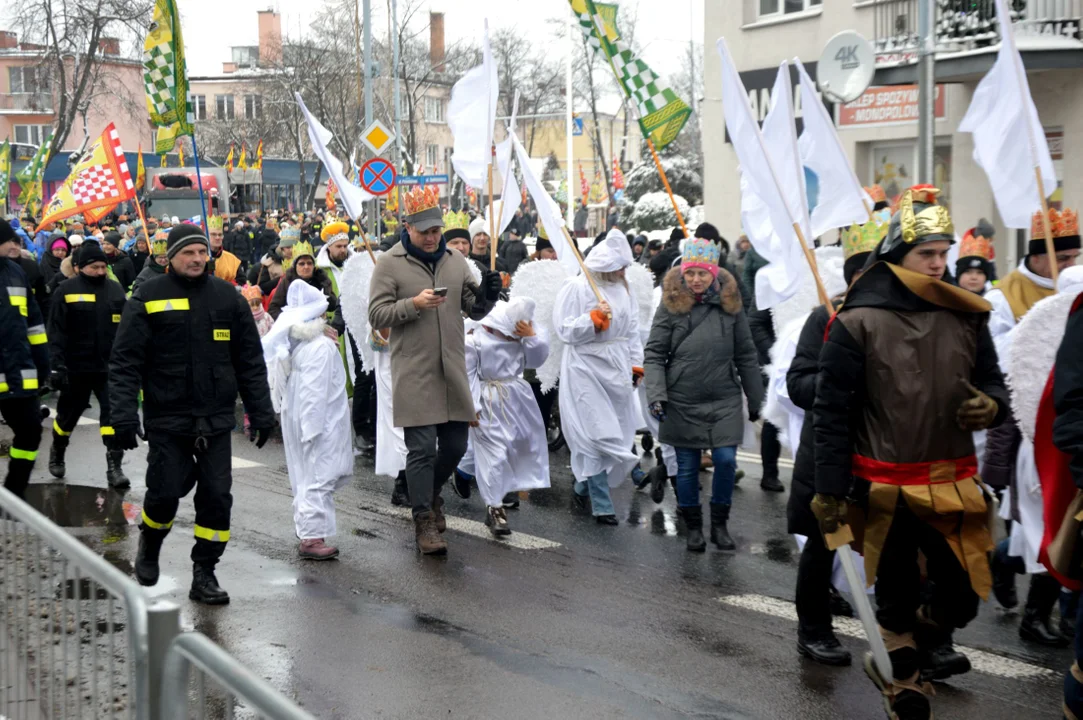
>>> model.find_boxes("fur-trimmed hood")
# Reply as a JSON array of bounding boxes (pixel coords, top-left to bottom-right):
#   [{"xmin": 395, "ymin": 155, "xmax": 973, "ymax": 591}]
[
  {"xmin": 661, "ymin": 266, "xmax": 741, "ymax": 316},
  {"xmin": 59, "ymin": 256, "xmax": 77, "ymax": 279}
]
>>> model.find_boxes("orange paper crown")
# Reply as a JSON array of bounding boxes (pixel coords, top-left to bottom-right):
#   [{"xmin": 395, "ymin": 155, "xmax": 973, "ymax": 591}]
[
  {"xmin": 403, "ymin": 185, "xmax": 441, "ymax": 217},
  {"xmin": 958, "ymin": 230, "xmax": 994, "ymax": 261},
  {"xmin": 1031, "ymin": 207, "xmax": 1080, "ymax": 239},
  {"xmin": 864, "ymin": 184, "xmax": 887, "ymax": 204}
]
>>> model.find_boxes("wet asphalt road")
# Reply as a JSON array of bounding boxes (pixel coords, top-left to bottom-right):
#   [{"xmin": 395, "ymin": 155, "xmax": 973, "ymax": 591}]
[{"xmin": 17, "ymin": 401, "xmax": 1070, "ymax": 719}]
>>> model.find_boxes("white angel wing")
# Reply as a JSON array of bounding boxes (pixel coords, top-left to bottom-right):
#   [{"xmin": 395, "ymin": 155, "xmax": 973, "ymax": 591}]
[
  {"xmin": 769, "ymin": 245, "xmax": 846, "ymax": 338},
  {"xmin": 510, "ymin": 260, "xmax": 570, "ymax": 393},
  {"xmin": 625, "ymin": 263, "xmax": 657, "ymax": 345},
  {"xmin": 1009, "ymin": 291, "xmax": 1076, "ymax": 443},
  {"xmin": 340, "ymin": 250, "xmax": 381, "ymax": 374}
]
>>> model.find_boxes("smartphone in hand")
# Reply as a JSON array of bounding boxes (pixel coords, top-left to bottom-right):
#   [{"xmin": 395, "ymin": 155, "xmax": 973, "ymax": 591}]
[{"xmin": 432, "ymin": 287, "xmax": 449, "ymax": 297}]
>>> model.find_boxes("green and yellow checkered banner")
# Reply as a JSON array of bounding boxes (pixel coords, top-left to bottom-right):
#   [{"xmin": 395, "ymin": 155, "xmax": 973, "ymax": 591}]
[
  {"xmin": 143, "ymin": 0, "xmax": 192, "ymax": 154},
  {"xmin": 569, "ymin": 0, "xmax": 691, "ymax": 150},
  {"xmin": 15, "ymin": 131, "xmax": 52, "ymax": 188}
]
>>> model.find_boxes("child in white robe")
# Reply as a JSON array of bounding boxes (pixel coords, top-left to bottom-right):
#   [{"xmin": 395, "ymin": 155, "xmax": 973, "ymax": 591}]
[
  {"xmin": 263, "ymin": 281, "xmax": 354, "ymax": 560},
  {"xmin": 465, "ymin": 298, "xmax": 550, "ymax": 535}
]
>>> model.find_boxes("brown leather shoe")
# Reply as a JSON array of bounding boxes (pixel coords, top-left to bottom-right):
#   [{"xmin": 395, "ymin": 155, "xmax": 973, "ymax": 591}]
[
  {"xmin": 415, "ymin": 512, "xmax": 448, "ymax": 555},
  {"xmin": 432, "ymin": 495, "xmax": 447, "ymax": 533}
]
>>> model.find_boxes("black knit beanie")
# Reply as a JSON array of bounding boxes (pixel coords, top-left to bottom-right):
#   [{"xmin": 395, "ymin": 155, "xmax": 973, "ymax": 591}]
[{"xmin": 166, "ymin": 223, "xmax": 210, "ymax": 260}]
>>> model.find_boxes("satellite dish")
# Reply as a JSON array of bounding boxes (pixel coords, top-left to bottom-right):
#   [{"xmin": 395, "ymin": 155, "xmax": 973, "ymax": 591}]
[{"xmin": 817, "ymin": 31, "xmax": 876, "ymax": 104}]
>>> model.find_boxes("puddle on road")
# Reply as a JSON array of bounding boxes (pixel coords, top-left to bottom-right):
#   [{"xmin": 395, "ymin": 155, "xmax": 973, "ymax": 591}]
[{"xmin": 22, "ymin": 483, "xmax": 131, "ymax": 530}]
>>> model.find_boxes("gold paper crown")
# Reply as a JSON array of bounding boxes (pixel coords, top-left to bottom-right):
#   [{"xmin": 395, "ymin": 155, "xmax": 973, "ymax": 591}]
[
  {"xmin": 864, "ymin": 185, "xmax": 887, "ymax": 204},
  {"xmin": 843, "ymin": 210, "xmax": 890, "ymax": 260},
  {"xmin": 292, "ymin": 240, "xmax": 315, "ymax": 261},
  {"xmin": 240, "ymin": 283, "xmax": 263, "ymax": 301},
  {"xmin": 151, "ymin": 230, "xmax": 169, "ymax": 256},
  {"xmin": 899, "ymin": 186, "xmax": 953, "ymax": 245},
  {"xmin": 1031, "ymin": 207, "xmax": 1080, "ymax": 239},
  {"xmin": 443, "ymin": 210, "xmax": 469, "ymax": 231},
  {"xmin": 207, "ymin": 215, "xmax": 224, "ymax": 232},
  {"xmin": 321, "ymin": 221, "xmax": 350, "ymax": 244},
  {"xmin": 403, "ymin": 185, "xmax": 441, "ymax": 216},
  {"xmin": 959, "ymin": 231, "xmax": 995, "ymax": 261}
]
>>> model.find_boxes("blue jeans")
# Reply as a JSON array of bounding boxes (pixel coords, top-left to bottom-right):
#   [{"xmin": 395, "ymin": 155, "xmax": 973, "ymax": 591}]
[
  {"xmin": 574, "ymin": 472, "xmax": 614, "ymax": 516},
  {"xmin": 674, "ymin": 446, "xmax": 737, "ymax": 508}
]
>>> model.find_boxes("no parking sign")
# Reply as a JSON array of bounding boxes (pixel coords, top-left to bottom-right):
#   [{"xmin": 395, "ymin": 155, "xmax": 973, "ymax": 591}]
[{"xmin": 360, "ymin": 158, "xmax": 396, "ymax": 196}]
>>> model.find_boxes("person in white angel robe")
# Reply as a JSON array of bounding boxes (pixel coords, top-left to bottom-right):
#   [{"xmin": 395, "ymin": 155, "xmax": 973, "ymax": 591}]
[
  {"xmin": 263, "ymin": 280, "xmax": 353, "ymax": 561},
  {"xmin": 996, "ymin": 268, "xmax": 1083, "ymax": 616},
  {"xmin": 464, "ymin": 297, "xmax": 551, "ymax": 536},
  {"xmin": 337, "ymin": 250, "xmax": 410, "ymax": 506},
  {"xmin": 555, "ymin": 229, "xmax": 642, "ymax": 524}
]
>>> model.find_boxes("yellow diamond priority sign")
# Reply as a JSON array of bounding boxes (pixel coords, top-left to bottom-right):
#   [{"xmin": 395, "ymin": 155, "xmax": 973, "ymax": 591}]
[{"xmin": 362, "ymin": 120, "xmax": 394, "ymax": 156}]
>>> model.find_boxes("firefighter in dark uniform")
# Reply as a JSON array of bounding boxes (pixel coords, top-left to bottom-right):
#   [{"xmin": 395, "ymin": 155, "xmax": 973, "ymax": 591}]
[
  {"xmin": 109, "ymin": 224, "xmax": 275, "ymax": 605},
  {"xmin": 1, "ymin": 218, "xmax": 49, "ymax": 498},
  {"xmin": 47, "ymin": 242, "xmax": 130, "ymax": 487}
]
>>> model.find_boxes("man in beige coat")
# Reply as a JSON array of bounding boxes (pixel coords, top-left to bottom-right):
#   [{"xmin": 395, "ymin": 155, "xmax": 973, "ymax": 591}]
[{"xmin": 369, "ymin": 189, "xmax": 501, "ymax": 554}]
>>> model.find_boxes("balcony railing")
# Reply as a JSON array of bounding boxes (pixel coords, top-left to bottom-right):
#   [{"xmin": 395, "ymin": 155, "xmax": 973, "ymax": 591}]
[
  {"xmin": 874, "ymin": 0, "xmax": 1083, "ymax": 61},
  {"xmin": 0, "ymin": 92, "xmax": 54, "ymax": 112}
]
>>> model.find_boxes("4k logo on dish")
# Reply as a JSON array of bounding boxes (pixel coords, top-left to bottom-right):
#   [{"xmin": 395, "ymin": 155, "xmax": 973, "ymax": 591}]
[
  {"xmin": 835, "ymin": 45, "xmax": 860, "ymax": 70},
  {"xmin": 213, "ymin": 329, "xmax": 230, "ymax": 341}
]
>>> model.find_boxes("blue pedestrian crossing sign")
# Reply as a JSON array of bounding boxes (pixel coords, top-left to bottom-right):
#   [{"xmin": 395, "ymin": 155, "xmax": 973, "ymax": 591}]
[{"xmin": 360, "ymin": 158, "xmax": 396, "ymax": 196}]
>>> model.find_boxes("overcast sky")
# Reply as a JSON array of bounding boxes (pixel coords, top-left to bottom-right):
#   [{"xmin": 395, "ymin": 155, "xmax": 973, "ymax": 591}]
[{"xmin": 170, "ymin": 0, "xmax": 700, "ymax": 78}]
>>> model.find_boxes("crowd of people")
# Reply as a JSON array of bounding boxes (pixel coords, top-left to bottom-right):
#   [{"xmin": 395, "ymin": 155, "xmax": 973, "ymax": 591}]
[{"xmin": 2, "ymin": 178, "xmax": 1083, "ymax": 719}]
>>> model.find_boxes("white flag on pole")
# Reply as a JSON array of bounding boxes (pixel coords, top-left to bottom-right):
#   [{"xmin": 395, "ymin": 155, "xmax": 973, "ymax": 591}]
[
  {"xmin": 489, "ymin": 135, "xmax": 520, "ymax": 236},
  {"xmin": 294, "ymin": 93, "xmax": 373, "ymax": 222},
  {"xmin": 718, "ymin": 40, "xmax": 806, "ymax": 309},
  {"xmin": 794, "ymin": 59, "xmax": 872, "ymax": 237},
  {"xmin": 449, "ymin": 20, "xmax": 498, "ymax": 189},
  {"xmin": 511, "ymin": 131, "xmax": 580, "ymax": 277},
  {"xmin": 958, "ymin": 0, "xmax": 1055, "ymax": 229}
]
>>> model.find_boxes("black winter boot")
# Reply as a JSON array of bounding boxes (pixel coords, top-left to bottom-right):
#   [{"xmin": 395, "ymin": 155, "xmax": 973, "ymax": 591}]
[
  {"xmin": 390, "ymin": 471, "xmax": 410, "ymax": 506},
  {"xmin": 189, "ymin": 565, "xmax": 230, "ymax": 605},
  {"xmin": 991, "ymin": 539, "xmax": 1019, "ymax": 609},
  {"xmin": 709, "ymin": 503, "xmax": 736, "ymax": 551},
  {"xmin": 135, "ymin": 525, "xmax": 169, "ymax": 587},
  {"xmin": 48, "ymin": 435, "xmax": 68, "ymax": 479},
  {"xmin": 1020, "ymin": 574, "xmax": 1069, "ymax": 647},
  {"xmin": 683, "ymin": 505, "xmax": 706, "ymax": 552},
  {"xmin": 106, "ymin": 450, "xmax": 130, "ymax": 489}
]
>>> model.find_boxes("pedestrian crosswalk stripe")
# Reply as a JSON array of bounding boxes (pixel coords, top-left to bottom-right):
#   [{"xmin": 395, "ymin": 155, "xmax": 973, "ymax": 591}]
[
  {"xmin": 231, "ymin": 457, "xmax": 264, "ymax": 469},
  {"xmin": 736, "ymin": 451, "xmax": 795, "ymax": 469},
  {"xmin": 76, "ymin": 416, "xmax": 99, "ymax": 426},
  {"xmin": 716, "ymin": 593, "xmax": 1056, "ymax": 681},
  {"xmin": 356, "ymin": 496, "xmax": 562, "ymax": 551}
]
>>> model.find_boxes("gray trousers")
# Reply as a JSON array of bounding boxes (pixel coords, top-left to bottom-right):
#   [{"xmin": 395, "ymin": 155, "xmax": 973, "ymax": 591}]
[{"xmin": 403, "ymin": 422, "xmax": 469, "ymax": 518}]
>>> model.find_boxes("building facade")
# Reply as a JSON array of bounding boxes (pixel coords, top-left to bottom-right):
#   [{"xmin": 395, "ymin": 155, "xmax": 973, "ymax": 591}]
[{"xmin": 703, "ymin": 0, "xmax": 1083, "ymax": 273}]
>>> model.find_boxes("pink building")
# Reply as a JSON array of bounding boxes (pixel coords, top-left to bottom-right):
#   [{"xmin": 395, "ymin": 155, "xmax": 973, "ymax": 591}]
[{"xmin": 0, "ymin": 31, "xmax": 152, "ymax": 158}]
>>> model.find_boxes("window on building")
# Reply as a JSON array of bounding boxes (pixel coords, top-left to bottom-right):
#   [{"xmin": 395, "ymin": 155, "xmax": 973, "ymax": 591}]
[
  {"xmin": 232, "ymin": 46, "xmax": 259, "ymax": 68},
  {"xmin": 424, "ymin": 96, "xmax": 445, "ymax": 123},
  {"xmin": 8, "ymin": 66, "xmax": 49, "ymax": 94},
  {"xmin": 13, "ymin": 124, "xmax": 52, "ymax": 146},
  {"xmin": 191, "ymin": 94, "xmax": 207, "ymax": 121},
  {"xmin": 426, "ymin": 144, "xmax": 440, "ymax": 169},
  {"xmin": 244, "ymin": 94, "xmax": 262, "ymax": 120},
  {"xmin": 215, "ymin": 94, "xmax": 235, "ymax": 120},
  {"xmin": 759, "ymin": 0, "xmax": 821, "ymax": 17}
]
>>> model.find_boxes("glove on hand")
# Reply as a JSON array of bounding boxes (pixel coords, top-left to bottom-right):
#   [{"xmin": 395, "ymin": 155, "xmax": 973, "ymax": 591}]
[
  {"xmin": 649, "ymin": 401, "xmax": 667, "ymax": 422},
  {"xmin": 250, "ymin": 425, "xmax": 274, "ymax": 449},
  {"xmin": 811, "ymin": 493, "xmax": 849, "ymax": 536},
  {"xmin": 481, "ymin": 270, "xmax": 503, "ymax": 301},
  {"xmin": 957, "ymin": 380, "xmax": 998, "ymax": 431},
  {"xmin": 114, "ymin": 426, "xmax": 141, "ymax": 451},
  {"xmin": 590, "ymin": 309, "xmax": 611, "ymax": 332}
]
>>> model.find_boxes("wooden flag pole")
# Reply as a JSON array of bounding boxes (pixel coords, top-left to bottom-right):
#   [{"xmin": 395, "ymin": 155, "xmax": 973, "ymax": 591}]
[
  {"xmin": 488, "ymin": 145, "xmax": 497, "ymax": 271},
  {"xmin": 646, "ymin": 137, "xmax": 691, "ymax": 239},
  {"xmin": 793, "ymin": 222, "xmax": 833, "ymax": 312},
  {"xmin": 1034, "ymin": 168, "xmax": 1060, "ymax": 287},
  {"xmin": 356, "ymin": 225, "xmax": 378, "ymax": 264},
  {"xmin": 560, "ymin": 226, "xmax": 608, "ymax": 311}
]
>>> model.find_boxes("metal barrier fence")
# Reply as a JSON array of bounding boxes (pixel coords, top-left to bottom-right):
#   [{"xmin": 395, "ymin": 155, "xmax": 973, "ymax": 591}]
[
  {"xmin": 160, "ymin": 633, "xmax": 315, "ymax": 720},
  {"xmin": 0, "ymin": 484, "xmax": 152, "ymax": 719},
  {"xmin": 0, "ymin": 486, "xmax": 314, "ymax": 720}
]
